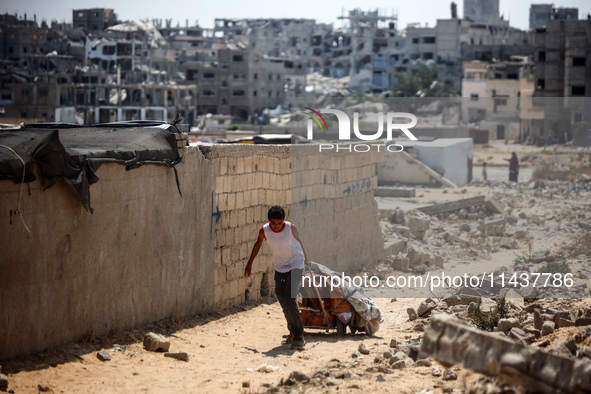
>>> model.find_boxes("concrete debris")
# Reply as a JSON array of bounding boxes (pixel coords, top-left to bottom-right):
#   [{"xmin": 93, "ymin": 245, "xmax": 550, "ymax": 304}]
[
  {"xmin": 421, "ymin": 314, "xmax": 591, "ymax": 393},
  {"xmin": 483, "ymin": 218, "xmax": 506, "ymax": 236},
  {"xmin": 417, "ymin": 299, "xmax": 437, "ymax": 317},
  {"xmin": 143, "ymin": 332, "xmax": 171, "ymax": 352},
  {"xmin": 0, "ymin": 374, "xmax": 8, "ymax": 389},
  {"xmin": 497, "ymin": 318, "xmax": 520, "ymax": 334},
  {"xmin": 384, "ymin": 239, "xmax": 408, "ymax": 256},
  {"xmin": 97, "ymin": 351, "xmax": 111, "ymax": 361},
  {"xmin": 164, "ymin": 352, "xmax": 189, "ymax": 362},
  {"xmin": 508, "ymin": 327, "xmax": 535, "ymax": 345},
  {"xmin": 388, "ymin": 359, "xmax": 406, "ymax": 369},
  {"xmin": 358, "ymin": 344, "xmax": 371, "ymax": 355},
  {"xmin": 418, "ymin": 196, "xmax": 486, "ymax": 216},
  {"xmin": 415, "ymin": 358, "xmax": 433, "ymax": 367},
  {"xmin": 407, "ymin": 211, "xmax": 431, "ymax": 239},
  {"xmin": 485, "ymin": 198, "xmax": 504, "ymax": 214},
  {"xmin": 442, "ymin": 368, "xmax": 458, "ymax": 381},
  {"xmin": 407, "ymin": 308, "xmax": 419, "ymax": 321},
  {"xmin": 288, "ymin": 371, "xmax": 310, "ymax": 382},
  {"xmin": 406, "ymin": 245, "xmax": 444, "ymax": 268},
  {"xmin": 529, "ymin": 250, "xmax": 557, "ymax": 264}
]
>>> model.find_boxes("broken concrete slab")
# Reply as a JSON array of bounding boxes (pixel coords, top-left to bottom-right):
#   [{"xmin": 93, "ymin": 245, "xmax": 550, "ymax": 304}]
[
  {"xmin": 417, "ymin": 196, "xmax": 486, "ymax": 216},
  {"xmin": 406, "ymin": 211, "xmax": 431, "ymax": 240},
  {"xmin": 374, "ymin": 187, "xmax": 416, "ymax": 198},
  {"xmin": 384, "ymin": 239, "xmax": 407, "ymax": 256},
  {"xmin": 529, "ymin": 250, "xmax": 558, "ymax": 264},
  {"xmin": 417, "ymin": 299, "xmax": 437, "ymax": 317},
  {"xmin": 406, "ymin": 245, "xmax": 444, "ymax": 268},
  {"xmin": 421, "ymin": 314, "xmax": 591, "ymax": 393},
  {"xmin": 485, "ymin": 198, "xmax": 505, "ymax": 214},
  {"xmin": 483, "ymin": 218, "xmax": 506, "ymax": 236},
  {"xmin": 164, "ymin": 352, "xmax": 189, "ymax": 362},
  {"xmin": 387, "ymin": 256, "xmax": 410, "ymax": 271},
  {"xmin": 497, "ymin": 318, "xmax": 520, "ymax": 334},
  {"xmin": 97, "ymin": 351, "xmax": 111, "ymax": 361}
]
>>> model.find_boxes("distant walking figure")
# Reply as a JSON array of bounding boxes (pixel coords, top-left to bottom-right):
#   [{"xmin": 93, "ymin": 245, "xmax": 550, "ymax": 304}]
[
  {"xmin": 503, "ymin": 152, "xmax": 519, "ymax": 182},
  {"xmin": 482, "ymin": 162, "xmax": 488, "ymax": 181}
]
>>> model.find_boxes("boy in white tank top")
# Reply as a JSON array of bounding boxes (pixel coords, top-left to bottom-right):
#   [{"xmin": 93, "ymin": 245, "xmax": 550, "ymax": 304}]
[{"xmin": 245, "ymin": 205, "xmax": 308, "ymax": 350}]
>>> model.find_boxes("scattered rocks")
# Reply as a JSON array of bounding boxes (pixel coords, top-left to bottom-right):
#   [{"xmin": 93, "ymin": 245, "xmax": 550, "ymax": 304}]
[
  {"xmin": 288, "ymin": 371, "xmax": 310, "ymax": 382},
  {"xmin": 96, "ymin": 351, "xmax": 111, "ymax": 361},
  {"xmin": 164, "ymin": 352, "xmax": 189, "ymax": 362},
  {"xmin": 415, "ymin": 358, "xmax": 432, "ymax": 367},
  {"xmin": 389, "ymin": 338, "xmax": 397, "ymax": 348},
  {"xmin": 497, "ymin": 318, "xmax": 520, "ymax": 334},
  {"xmin": 389, "ymin": 359, "xmax": 406, "ymax": 369},
  {"xmin": 417, "ymin": 299, "xmax": 437, "ymax": 317},
  {"xmin": 143, "ymin": 332, "xmax": 170, "ymax": 352},
  {"xmin": 414, "ymin": 322, "xmax": 425, "ymax": 332},
  {"xmin": 407, "ymin": 211, "xmax": 431, "ymax": 239},
  {"xmin": 442, "ymin": 368, "xmax": 458, "ymax": 381},
  {"xmin": 508, "ymin": 327, "xmax": 534, "ymax": 345},
  {"xmin": 407, "ymin": 308, "xmax": 419, "ymax": 321},
  {"xmin": 38, "ymin": 384, "xmax": 51, "ymax": 392},
  {"xmin": 358, "ymin": 344, "xmax": 370, "ymax": 355},
  {"xmin": 242, "ymin": 381, "xmax": 250, "ymax": 388},
  {"xmin": 406, "ymin": 245, "xmax": 444, "ymax": 268}
]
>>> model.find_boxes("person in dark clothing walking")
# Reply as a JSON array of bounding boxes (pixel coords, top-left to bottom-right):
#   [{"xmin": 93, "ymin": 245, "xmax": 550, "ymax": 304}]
[
  {"xmin": 245, "ymin": 205, "xmax": 308, "ymax": 350},
  {"xmin": 504, "ymin": 152, "xmax": 519, "ymax": 182}
]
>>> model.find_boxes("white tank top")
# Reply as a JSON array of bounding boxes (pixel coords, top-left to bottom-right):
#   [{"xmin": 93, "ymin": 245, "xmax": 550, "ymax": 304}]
[{"xmin": 262, "ymin": 221, "xmax": 305, "ymax": 273}]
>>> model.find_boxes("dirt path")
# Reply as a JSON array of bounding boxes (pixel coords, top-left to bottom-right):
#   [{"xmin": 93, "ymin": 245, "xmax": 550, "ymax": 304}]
[{"xmin": 4, "ymin": 295, "xmax": 482, "ymax": 394}]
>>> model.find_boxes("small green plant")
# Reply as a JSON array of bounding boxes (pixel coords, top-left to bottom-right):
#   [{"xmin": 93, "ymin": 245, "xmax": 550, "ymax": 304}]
[
  {"xmin": 227, "ymin": 124, "xmax": 240, "ymax": 131},
  {"xmin": 472, "ymin": 298, "xmax": 510, "ymax": 331},
  {"xmin": 537, "ymin": 261, "xmax": 571, "ymax": 274}
]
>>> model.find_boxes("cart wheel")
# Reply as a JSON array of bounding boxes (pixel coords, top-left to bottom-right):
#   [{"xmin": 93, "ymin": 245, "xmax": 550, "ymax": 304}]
[{"xmin": 336, "ymin": 319, "xmax": 347, "ymax": 336}]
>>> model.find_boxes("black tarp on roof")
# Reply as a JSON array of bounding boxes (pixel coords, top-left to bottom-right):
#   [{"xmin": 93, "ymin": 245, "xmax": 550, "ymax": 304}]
[{"xmin": 0, "ymin": 121, "xmax": 182, "ymax": 213}]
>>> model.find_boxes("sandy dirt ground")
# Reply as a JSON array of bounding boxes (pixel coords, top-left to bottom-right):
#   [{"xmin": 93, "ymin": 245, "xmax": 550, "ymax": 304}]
[{"xmin": 3, "ymin": 140, "xmax": 591, "ymax": 394}]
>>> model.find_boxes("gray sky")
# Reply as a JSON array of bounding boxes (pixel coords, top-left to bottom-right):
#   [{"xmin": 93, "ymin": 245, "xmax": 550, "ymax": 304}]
[{"xmin": 4, "ymin": 0, "xmax": 591, "ymax": 31}]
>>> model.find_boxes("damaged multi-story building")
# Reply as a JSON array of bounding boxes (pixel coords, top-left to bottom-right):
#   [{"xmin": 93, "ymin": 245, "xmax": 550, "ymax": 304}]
[
  {"xmin": 0, "ymin": 11, "xmax": 197, "ymax": 125},
  {"xmin": 345, "ymin": 1, "xmax": 533, "ymax": 93},
  {"xmin": 533, "ymin": 17, "xmax": 591, "ymax": 145},
  {"xmin": 461, "ymin": 57, "xmax": 535, "ymax": 142}
]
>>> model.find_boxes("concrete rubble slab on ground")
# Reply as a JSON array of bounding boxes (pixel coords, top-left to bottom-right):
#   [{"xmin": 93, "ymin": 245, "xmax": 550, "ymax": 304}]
[{"xmin": 421, "ymin": 314, "xmax": 591, "ymax": 393}]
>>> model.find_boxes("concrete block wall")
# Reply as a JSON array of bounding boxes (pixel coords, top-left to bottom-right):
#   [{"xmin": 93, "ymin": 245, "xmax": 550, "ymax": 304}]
[
  {"xmin": 201, "ymin": 145, "xmax": 292, "ymax": 310},
  {"xmin": 202, "ymin": 144, "xmax": 385, "ymax": 310},
  {"xmin": 291, "ymin": 145, "xmax": 385, "ymax": 273},
  {"xmin": 1, "ymin": 143, "xmax": 385, "ymax": 359}
]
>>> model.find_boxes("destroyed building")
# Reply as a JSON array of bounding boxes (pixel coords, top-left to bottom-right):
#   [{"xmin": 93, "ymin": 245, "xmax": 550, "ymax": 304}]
[
  {"xmin": 533, "ymin": 18, "xmax": 591, "ymax": 145},
  {"xmin": 462, "ymin": 58, "xmax": 536, "ymax": 143},
  {"xmin": 72, "ymin": 8, "xmax": 118, "ymax": 33},
  {"xmin": 529, "ymin": 4, "xmax": 579, "ymax": 30}
]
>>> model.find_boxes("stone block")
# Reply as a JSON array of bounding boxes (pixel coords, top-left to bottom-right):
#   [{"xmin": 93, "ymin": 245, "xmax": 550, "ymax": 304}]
[{"xmin": 143, "ymin": 332, "xmax": 170, "ymax": 352}]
